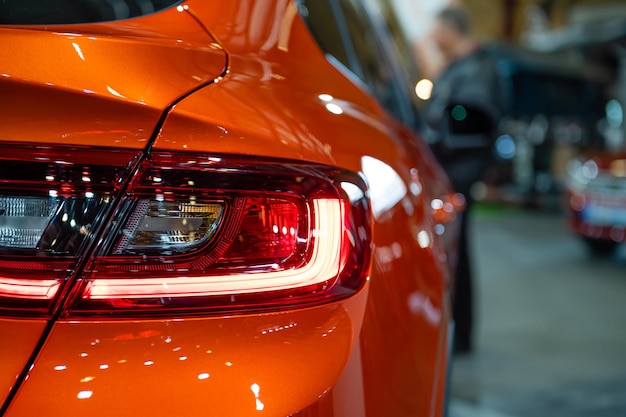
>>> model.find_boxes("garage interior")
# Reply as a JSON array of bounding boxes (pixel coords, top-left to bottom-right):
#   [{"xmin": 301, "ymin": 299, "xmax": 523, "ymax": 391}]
[
  {"xmin": 450, "ymin": 208, "xmax": 626, "ymax": 416},
  {"xmin": 380, "ymin": 1, "xmax": 626, "ymax": 416}
]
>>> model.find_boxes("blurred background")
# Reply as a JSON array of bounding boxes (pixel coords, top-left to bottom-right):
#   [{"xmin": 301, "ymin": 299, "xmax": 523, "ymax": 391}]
[{"xmin": 376, "ymin": 1, "xmax": 626, "ymax": 416}]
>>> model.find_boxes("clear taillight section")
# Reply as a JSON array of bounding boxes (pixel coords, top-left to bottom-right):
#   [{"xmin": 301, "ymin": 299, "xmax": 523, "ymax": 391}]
[
  {"xmin": 0, "ymin": 143, "xmax": 139, "ymax": 315},
  {"xmin": 0, "ymin": 196, "xmax": 59, "ymax": 248},
  {"xmin": 113, "ymin": 200, "xmax": 225, "ymax": 254},
  {"xmin": 0, "ymin": 145, "xmax": 371, "ymax": 317}
]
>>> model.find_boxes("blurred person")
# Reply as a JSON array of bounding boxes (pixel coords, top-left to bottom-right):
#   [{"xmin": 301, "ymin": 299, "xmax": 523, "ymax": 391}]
[{"xmin": 424, "ymin": 5, "xmax": 504, "ymax": 354}]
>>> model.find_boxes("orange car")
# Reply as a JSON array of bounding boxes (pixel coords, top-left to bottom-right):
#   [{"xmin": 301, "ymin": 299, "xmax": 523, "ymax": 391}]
[{"xmin": 0, "ymin": 1, "xmax": 460, "ymax": 416}]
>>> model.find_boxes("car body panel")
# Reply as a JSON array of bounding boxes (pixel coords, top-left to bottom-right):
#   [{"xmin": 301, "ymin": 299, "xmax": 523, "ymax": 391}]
[
  {"xmin": 0, "ymin": 5, "xmax": 227, "ymax": 148},
  {"xmin": 0, "ymin": 320, "xmax": 47, "ymax": 406},
  {"xmin": 5, "ymin": 291, "xmax": 367, "ymax": 417},
  {"xmin": 0, "ymin": 1, "xmax": 455, "ymax": 416}
]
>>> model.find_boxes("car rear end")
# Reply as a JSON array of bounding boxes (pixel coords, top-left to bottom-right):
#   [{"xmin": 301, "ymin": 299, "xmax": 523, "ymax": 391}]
[{"xmin": 1, "ymin": 1, "xmax": 454, "ymax": 416}]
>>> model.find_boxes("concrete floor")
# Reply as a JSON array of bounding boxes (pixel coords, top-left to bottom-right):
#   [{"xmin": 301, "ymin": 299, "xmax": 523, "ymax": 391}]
[{"xmin": 449, "ymin": 206, "xmax": 626, "ymax": 417}]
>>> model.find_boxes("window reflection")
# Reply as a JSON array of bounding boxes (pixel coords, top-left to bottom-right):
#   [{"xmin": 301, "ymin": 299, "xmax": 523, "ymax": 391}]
[{"xmin": 361, "ymin": 156, "xmax": 407, "ymax": 218}]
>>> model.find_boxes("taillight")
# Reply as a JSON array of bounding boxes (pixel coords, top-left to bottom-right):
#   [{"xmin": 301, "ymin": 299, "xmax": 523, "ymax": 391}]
[
  {"xmin": 71, "ymin": 152, "xmax": 372, "ymax": 316},
  {"xmin": 0, "ymin": 145, "xmax": 371, "ymax": 316},
  {"xmin": 0, "ymin": 196, "xmax": 59, "ymax": 249},
  {"xmin": 0, "ymin": 143, "xmax": 140, "ymax": 315}
]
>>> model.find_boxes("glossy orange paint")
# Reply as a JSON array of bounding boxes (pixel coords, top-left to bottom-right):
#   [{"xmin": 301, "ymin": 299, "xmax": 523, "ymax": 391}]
[
  {"xmin": 0, "ymin": 320, "xmax": 47, "ymax": 406},
  {"xmin": 155, "ymin": 1, "xmax": 454, "ymax": 416},
  {"xmin": 0, "ymin": 1, "xmax": 455, "ymax": 416},
  {"xmin": 5, "ymin": 292, "xmax": 368, "ymax": 417},
  {"xmin": 0, "ymin": 5, "xmax": 226, "ymax": 148},
  {"xmin": 0, "ymin": 4, "xmax": 224, "ymax": 404}
]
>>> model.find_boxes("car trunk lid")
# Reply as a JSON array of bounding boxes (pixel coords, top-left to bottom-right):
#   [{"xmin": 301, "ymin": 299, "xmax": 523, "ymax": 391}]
[{"xmin": 0, "ymin": 5, "xmax": 228, "ymax": 410}]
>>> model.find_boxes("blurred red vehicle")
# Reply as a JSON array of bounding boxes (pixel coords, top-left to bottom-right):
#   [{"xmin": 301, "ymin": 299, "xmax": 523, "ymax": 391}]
[
  {"xmin": 566, "ymin": 153, "xmax": 626, "ymax": 255},
  {"xmin": 0, "ymin": 1, "xmax": 461, "ymax": 416}
]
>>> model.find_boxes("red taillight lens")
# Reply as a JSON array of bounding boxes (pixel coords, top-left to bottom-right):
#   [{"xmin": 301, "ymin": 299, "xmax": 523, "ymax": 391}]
[
  {"xmin": 224, "ymin": 197, "xmax": 301, "ymax": 262},
  {"xmin": 0, "ymin": 143, "xmax": 139, "ymax": 315},
  {"xmin": 70, "ymin": 153, "xmax": 372, "ymax": 315}
]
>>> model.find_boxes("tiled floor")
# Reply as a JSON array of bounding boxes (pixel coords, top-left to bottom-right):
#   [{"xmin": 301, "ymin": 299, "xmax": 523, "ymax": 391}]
[{"xmin": 450, "ymin": 206, "xmax": 626, "ymax": 417}]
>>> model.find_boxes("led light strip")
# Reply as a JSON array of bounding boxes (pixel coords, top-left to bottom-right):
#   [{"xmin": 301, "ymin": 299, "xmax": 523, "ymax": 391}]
[
  {"xmin": 86, "ymin": 199, "xmax": 344, "ymax": 299},
  {"xmin": 0, "ymin": 278, "xmax": 61, "ymax": 300}
]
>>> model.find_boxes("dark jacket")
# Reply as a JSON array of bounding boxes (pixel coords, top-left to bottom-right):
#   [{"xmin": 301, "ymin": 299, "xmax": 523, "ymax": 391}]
[{"xmin": 425, "ymin": 47, "xmax": 504, "ymax": 195}]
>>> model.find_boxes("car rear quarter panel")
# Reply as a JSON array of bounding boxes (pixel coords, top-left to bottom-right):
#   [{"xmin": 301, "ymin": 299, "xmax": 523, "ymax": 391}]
[
  {"xmin": 152, "ymin": 1, "xmax": 453, "ymax": 416},
  {"xmin": 4, "ymin": 295, "xmax": 367, "ymax": 417}
]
